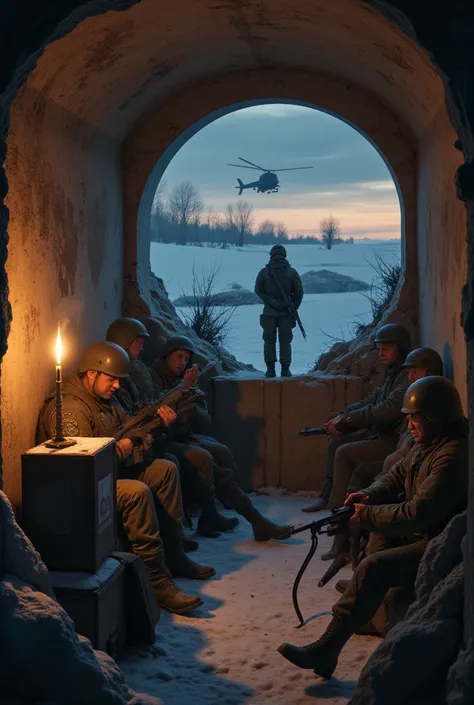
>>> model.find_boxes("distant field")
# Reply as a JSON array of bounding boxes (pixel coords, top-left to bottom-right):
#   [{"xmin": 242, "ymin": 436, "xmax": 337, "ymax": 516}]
[{"xmin": 151, "ymin": 241, "xmax": 401, "ymax": 372}]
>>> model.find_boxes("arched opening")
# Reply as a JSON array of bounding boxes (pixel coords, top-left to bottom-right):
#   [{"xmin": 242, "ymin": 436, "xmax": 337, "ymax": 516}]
[{"xmin": 143, "ymin": 100, "xmax": 402, "ymax": 371}]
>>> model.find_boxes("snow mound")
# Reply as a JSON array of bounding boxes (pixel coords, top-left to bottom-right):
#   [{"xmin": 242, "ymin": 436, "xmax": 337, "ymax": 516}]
[{"xmin": 301, "ymin": 269, "xmax": 369, "ymax": 293}]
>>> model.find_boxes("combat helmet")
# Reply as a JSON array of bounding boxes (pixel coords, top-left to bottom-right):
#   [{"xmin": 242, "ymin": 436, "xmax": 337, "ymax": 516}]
[
  {"xmin": 402, "ymin": 347, "xmax": 443, "ymax": 377},
  {"xmin": 402, "ymin": 376, "xmax": 463, "ymax": 423},
  {"xmin": 160, "ymin": 335, "xmax": 196, "ymax": 359},
  {"xmin": 270, "ymin": 244, "xmax": 287, "ymax": 258},
  {"xmin": 106, "ymin": 317, "xmax": 149, "ymax": 350},
  {"xmin": 77, "ymin": 341, "xmax": 130, "ymax": 378},
  {"xmin": 374, "ymin": 323, "xmax": 411, "ymax": 352}
]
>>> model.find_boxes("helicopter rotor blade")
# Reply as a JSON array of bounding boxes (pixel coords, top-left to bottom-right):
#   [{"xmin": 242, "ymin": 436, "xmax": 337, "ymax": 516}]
[
  {"xmin": 228, "ymin": 163, "xmax": 262, "ymax": 170},
  {"xmin": 238, "ymin": 157, "xmax": 267, "ymax": 170},
  {"xmin": 271, "ymin": 167, "xmax": 314, "ymax": 172}
]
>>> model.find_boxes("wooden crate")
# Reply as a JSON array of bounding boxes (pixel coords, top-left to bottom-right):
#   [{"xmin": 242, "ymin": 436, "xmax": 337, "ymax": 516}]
[{"xmin": 22, "ymin": 437, "xmax": 117, "ymax": 572}]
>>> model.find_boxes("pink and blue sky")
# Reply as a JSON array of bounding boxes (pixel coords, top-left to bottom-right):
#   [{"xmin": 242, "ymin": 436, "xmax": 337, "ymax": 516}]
[{"xmin": 160, "ymin": 103, "xmax": 401, "ymax": 240}]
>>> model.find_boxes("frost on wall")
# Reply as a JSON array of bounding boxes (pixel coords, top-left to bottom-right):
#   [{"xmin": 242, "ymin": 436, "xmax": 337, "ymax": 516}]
[
  {"xmin": 350, "ymin": 512, "xmax": 470, "ymax": 705},
  {"xmin": 0, "ymin": 491, "xmax": 162, "ymax": 705}
]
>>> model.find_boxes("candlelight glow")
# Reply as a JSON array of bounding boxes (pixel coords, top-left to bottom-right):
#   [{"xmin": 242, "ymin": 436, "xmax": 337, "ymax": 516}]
[{"xmin": 55, "ymin": 325, "xmax": 63, "ymax": 365}]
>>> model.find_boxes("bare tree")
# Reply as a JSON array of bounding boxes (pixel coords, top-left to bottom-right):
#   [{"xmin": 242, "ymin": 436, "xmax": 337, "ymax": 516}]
[
  {"xmin": 319, "ymin": 215, "xmax": 341, "ymax": 250},
  {"xmin": 168, "ymin": 181, "xmax": 204, "ymax": 244},
  {"xmin": 257, "ymin": 219, "xmax": 276, "ymax": 242},
  {"xmin": 225, "ymin": 201, "xmax": 254, "ymax": 247},
  {"xmin": 180, "ymin": 265, "xmax": 235, "ymax": 348},
  {"xmin": 151, "ymin": 180, "xmax": 167, "ymax": 218},
  {"xmin": 276, "ymin": 221, "xmax": 289, "ymax": 241}
]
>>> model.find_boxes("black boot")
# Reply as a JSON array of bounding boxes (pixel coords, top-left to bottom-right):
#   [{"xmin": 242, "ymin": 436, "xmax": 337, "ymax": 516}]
[
  {"xmin": 321, "ymin": 532, "xmax": 350, "ymax": 562},
  {"xmin": 265, "ymin": 363, "xmax": 276, "ymax": 378},
  {"xmin": 179, "ymin": 522, "xmax": 199, "ymax": 553},
  {"xmin": 281, "ymin": 364, "xmax": 292, "ymax": 377},
  {"xmin": 238, "ymin": 496, "xmax": 292, "ymax": 541},
  {"xmin": 160, "ymin": 513, "xmax": 216, "ymax": 580},
  {"xmin": 197, "ymin": 500, "xmax": 239, "ymax": 538},
  {"xmin": 302, "ymin": 478, "xmax": 332, "ymax": 513},
  {"xmin": 278, "ymin": 617, "xmax": 353, "ymax": 678}
]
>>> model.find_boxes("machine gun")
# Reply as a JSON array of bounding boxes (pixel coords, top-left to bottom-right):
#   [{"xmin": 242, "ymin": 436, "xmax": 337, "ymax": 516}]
[
  {"xmin": 115, "ymin": 385, "xmax": 204, "ymax": 464},
  {"xmin": 267, "ymin": 266, "xmax": 306, "ymax": 340},
  {"xmin": 290, "ymin": 506, "xmax": 355, "ymax": 626},
  {"xmin": 299, "ymin": 426, "xmax": 328, "ymax": 436}
]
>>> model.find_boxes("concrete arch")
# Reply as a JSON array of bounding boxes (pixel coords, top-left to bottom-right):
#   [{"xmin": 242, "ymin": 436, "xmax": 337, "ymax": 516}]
[
  {"xmin": 0, "ymin": 0, "xmax": 466, "ymax": 508},
  {"xmin": 122, "ymin": 69, "xmax": 415, "ymax": 319}
]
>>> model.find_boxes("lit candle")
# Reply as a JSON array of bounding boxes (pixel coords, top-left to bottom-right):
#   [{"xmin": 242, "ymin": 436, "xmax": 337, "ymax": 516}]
[
  {"xmin": 46, "ymin": 325, "xmax": 76, "ymax": 448},
  {"xmin": 55, "ymin": 326, "xmax": 64, "ymax": 442}
]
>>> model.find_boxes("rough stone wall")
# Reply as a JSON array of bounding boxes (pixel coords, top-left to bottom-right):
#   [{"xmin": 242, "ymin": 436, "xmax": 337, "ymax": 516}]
[{"xmin": 1, "ymin": 86, "xmax": 123, "ymax": 507}]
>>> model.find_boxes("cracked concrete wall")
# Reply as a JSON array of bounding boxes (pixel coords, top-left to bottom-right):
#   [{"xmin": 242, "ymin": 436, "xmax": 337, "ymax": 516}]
[{"xmin": 2, "ymin": 86, "xmax": 123, "ymax": 507}]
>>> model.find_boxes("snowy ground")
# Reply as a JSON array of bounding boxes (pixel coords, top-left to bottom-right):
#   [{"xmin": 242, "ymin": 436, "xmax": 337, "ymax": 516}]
[
  {"xmin": 119, "ymin": 494, "xmax": 379, "ymax": 704},
  {"xmin": 151, "ymin": 242, "xmax": 400, "ymax": 373}
]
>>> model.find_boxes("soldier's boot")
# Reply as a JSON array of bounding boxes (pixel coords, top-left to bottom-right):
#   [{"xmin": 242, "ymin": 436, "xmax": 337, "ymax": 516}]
[
  {"xmin": 277, "ymin": 617, "xmax": 353, "ymax": 677},
  {"xmin": 265, "ymin": 363, "xmax": 276, "ymax": 378},
  {"xmin": 321, "ymin": 533, "xmax": 351, "ymax": 562},
  {"xmin": 145, "ymin": 558, "xmax": 203, "ymax": 615},
  {"xmin": 161, "ymin": 514, "xmax": 216, "ymax": 580},
  {"xmin": 197, "ymin": 497, "xmax": 239, "ymax": 538},
  {"xmin": 179, "ymin": 523, "xmax": 199, "ymax": 553},
  {"xmin": 237, "ymin": 495, "xmax": 292, "ymax": 541},
  {"xmin": 281, "ymin": 364, "xmax": 292, "ymax": 377},
  {"xmin": 301, "ymin": 478, "xmax": 332, "ymax": 513}
]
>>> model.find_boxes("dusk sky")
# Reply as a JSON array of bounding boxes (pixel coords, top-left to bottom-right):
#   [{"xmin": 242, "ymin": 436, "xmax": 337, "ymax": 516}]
[{"xmin": 159, "ymin": 103, "xmax": 401, "ymax": 240}]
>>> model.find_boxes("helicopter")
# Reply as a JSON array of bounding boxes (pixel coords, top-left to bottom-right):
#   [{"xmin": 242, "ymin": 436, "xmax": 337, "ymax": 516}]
[{"xmin": 228, "ymin": 157, "xmax": 313, "ymax": 194}]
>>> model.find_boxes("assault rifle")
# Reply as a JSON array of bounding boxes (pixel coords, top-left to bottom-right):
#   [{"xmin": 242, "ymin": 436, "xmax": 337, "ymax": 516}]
[
  {"xmin": 290, "ymin": 506, "xmax": 355, "ymax": 626},
  {"xmin": 115, "ymin": 385, "xmax": 204, "ymax": 464},
  {"xmin": 267, "ymin": 266, "xmax": 306, "ymax": 340},
  {"xmin": 299, "ymin": 415, "xmax": 353, "ymax": 437}
]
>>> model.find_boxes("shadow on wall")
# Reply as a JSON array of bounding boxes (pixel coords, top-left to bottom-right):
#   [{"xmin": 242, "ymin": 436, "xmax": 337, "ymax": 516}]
[{"xmin": 209, "ymin": 378, "xmax": 264, "ymax": 492}]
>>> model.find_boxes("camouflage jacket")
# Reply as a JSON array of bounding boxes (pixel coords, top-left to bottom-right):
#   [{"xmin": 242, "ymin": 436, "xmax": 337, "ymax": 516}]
[
  {"xmin": 36, "ymin": 373, "xmax": 130, "ymax": 463},
  {"xmin": 359, "ymin": 418, "xmax": 468, "ymax": 540},
  {"xmin": 343, "ymin": 363, "xmax": 409, "ymax": 438},
  {"xmin": 254, "ymin": 259, "xmax": 304, "ymax": 317}
]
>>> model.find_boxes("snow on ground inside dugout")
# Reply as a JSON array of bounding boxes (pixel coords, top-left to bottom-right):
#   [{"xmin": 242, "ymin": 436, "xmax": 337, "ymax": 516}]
[
  {"xmin": 151, "ymin": 241, "xmax": 401, "ymax": 374},
  {"xmin": 119, "ymin": 493, "xmax": 379, "ymax": 704}
]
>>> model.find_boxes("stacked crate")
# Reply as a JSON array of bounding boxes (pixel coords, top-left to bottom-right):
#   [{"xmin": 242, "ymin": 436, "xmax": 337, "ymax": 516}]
[{"xmin": 21, "ymin": 437, "xmax": 126, "ymax": 658}]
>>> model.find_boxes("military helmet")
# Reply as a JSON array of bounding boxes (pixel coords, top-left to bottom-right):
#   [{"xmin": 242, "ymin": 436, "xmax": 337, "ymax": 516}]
[
  {"xmin": 402, "ymin": 347, "xmax": 443, "ymax": 376},
  {"xmin": 402, "ymin": 376, "xmax": 463, "ymax": 423},
  {"xmin": 77, "ymin": 341, "xmax": 130, "ymax": 378},
  {"xmin": 270, "ymin": 244, "xmax": 287, "ymax": 258},
  {"xmin": 160, "ymin": 335, "xmax": 196, "ymax": 359},
  {"xmin": 374, "ymin": 323, "xmax": 411, "ymax": 351},
  {"xmin": 106, "ymin": 317, "xmax": 149, "ymax": 350}
]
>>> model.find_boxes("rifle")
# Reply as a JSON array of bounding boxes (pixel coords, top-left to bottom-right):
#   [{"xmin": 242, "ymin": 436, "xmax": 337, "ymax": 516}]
[
  {"xmin": 115, "ymin": 385, "xmax": 204, "ymax": 464},
  {"xmin": 290, "ymin": 506, "xmax": 354, "ymax": 626},
  {"xmin": 267, "ymin": 266, "xmax": 306, "ymax": 340},
  {"xmin": 299, "ymin": 426, "xmax": 328, "ymax": 436}
]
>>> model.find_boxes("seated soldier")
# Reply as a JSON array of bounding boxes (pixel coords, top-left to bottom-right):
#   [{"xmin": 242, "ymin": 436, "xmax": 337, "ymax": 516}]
[
  {"xmin": 106, "ymin": 320, "xmax": 240, "ymax": 539},
  {"xmin": 278, "ymin": 376, "xmax": 468, "ymax": 679},
  {"xmin": 36, "ymin": 341, "xmax": 215, "ymax": 615},
  {"xmin": 112, "ymin": 321, "xmax": 292, "ymax": 541},
  {"xmin": 346, "ymin": 346, "xmax": 444, "ymax": 499},
  {"xmin": 333, "ymin": 347, "xmax": 445, "ymax": 604},
  {"xmin": 302, "ymin": 323, "xmax": 411, "ymax": 530}
]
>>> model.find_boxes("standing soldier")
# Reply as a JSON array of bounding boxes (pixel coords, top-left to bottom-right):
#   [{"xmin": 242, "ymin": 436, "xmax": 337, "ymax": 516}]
[{"xmin": 254, "ymin": 244, "xmax": 304, "ymax": 378}]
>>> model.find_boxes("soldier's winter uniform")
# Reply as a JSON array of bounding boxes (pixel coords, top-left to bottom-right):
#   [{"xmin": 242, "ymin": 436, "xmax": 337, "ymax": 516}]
[{"xmin": 254, "ymin": 245, "xmax": 303, "ymax": 377}]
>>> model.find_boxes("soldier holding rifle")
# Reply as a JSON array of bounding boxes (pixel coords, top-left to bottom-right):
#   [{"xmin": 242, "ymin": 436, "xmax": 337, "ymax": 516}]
[{"xmin": 254, "ymin": 245, "xmax": 304, "ymax": 378}]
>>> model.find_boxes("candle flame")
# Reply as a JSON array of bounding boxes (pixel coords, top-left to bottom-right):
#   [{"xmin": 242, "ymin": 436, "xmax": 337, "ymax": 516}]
[{"xmin": 55, "ymin": 325, "xmax": 63, "ymax": 365}]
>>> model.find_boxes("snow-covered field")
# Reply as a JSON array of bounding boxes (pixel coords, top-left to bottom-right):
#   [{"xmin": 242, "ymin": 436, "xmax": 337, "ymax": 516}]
[
  {"xmin": 151, "ymin": 241, "xmax": 400, "ymax": 373},
  {"xmin": 119, "ymin": 493, "xmax": 378, "ymax": 704}
]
